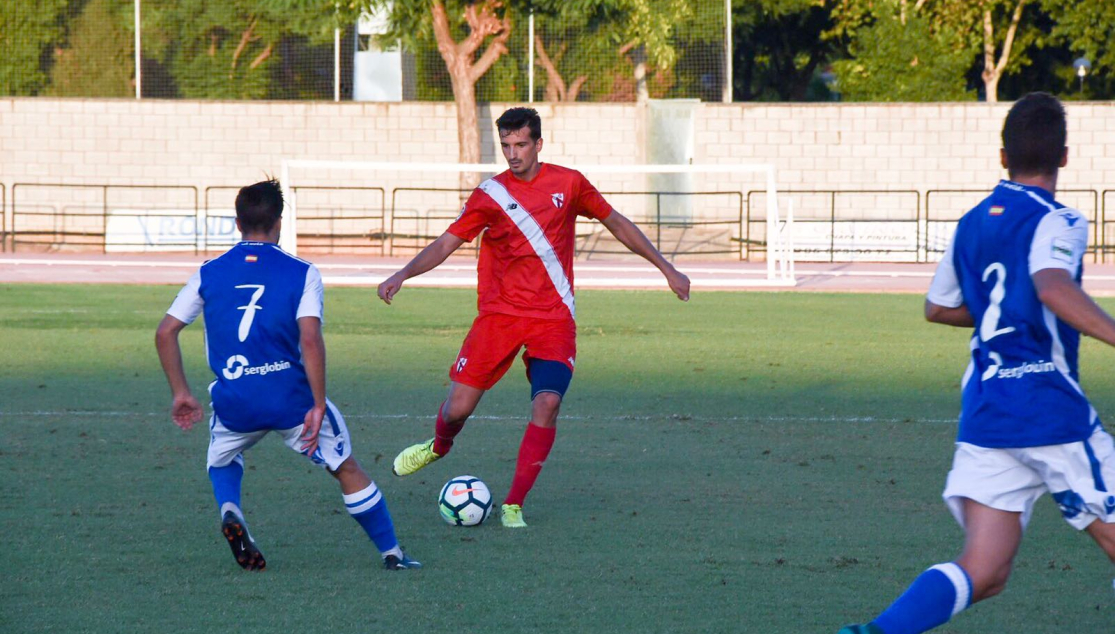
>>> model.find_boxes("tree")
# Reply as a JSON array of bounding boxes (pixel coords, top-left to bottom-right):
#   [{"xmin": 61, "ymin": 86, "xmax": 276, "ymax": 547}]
[
  {"xmin": 830, "ymin": 7, "xmax": 973, "ymax": 101},
  {"xmin": 0, "ymin": 0, "xmax": 69, "ymax": 95},
  {"xmin": 733, "ymin": 0, "xmax": 838, "ymax": 101},
  {"xmin": 376, "ymin": 0, "xmax": 512, "ymax": 173},
  {"xmin": 526, "ymin": 0, "xmax": 697, "ymax": 103},
  {"xmin": 47, "ymin": 0, "xmax": 134, "ymax": 98},
  {"xmin": 976, "ymin": 0, "xmax": 1029, "ymax": 102},
  {"xmin": 143, "ymin": 0, "xmax": 367, "ymax": 99},
  {"xmin": 828, "ymin": 0, "xmax": 1038, "ymax": 102},
  {"xmin": 1043, "ymin": 0, "xmax": 1115, "ymax": 85}
]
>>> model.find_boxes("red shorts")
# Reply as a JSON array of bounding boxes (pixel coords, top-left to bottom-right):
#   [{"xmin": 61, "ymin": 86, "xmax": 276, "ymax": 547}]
[{"xmin": 449, "ymin": 312, "xmax": 576, "ymax": 390}]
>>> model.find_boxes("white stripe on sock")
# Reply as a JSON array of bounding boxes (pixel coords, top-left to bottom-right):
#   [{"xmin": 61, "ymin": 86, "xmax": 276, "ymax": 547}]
[
  {"xmin": 343, "ymin": 483, "xmax": 382, "ymax": 515},
  {"xmin": 929, "ymin": 563, "xmax": 971, "ymax": 616}
]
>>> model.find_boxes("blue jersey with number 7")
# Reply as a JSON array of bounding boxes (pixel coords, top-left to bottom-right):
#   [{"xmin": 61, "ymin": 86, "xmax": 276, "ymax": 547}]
[
  {"xmin": 927, "ymin": 180, "xmax": 1097, "ymax": 448},
  {"xmin": 166, "ymin": 242, "xmax": 324, "ymax": 432}
]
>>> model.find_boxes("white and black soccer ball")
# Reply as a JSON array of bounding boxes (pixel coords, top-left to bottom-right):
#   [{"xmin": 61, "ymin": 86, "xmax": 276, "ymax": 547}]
[{"xmin": 438, "ymin": 475, "xmax": 493, "ymax": 526}]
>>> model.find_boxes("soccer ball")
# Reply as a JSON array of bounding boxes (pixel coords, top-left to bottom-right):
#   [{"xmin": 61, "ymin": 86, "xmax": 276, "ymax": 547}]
[{"xmin": 438, "ymin": 475, "xmax": 493, "ymax": 526}]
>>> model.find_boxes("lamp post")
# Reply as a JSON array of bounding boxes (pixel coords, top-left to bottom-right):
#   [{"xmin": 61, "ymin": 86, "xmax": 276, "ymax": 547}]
[{"xmin": 1073, "ymin": 57, "xmax": 1091, "ymax": 95}]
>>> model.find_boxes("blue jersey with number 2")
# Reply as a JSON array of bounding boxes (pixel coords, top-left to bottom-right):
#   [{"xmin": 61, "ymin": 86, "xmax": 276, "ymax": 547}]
[
  {"xmin": 927, "ymin": 181, "xmax": 1096, "ymax": 448},
  {"xmin": 166, "ymin": 242, "xmax": 324, "ymax": 432}
]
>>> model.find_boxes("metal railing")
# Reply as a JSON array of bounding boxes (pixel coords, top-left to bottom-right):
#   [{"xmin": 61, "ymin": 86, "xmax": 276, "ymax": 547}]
[
  {"xmin": 578, "ymin": 191, "xmax": 744, "ymax": 259},
  {"xmin": 12, "ymin": 184, "xmax": 199, "ymax": 254},
  {"xmin": 746, "ymin": 190, "xmax": 921, "ymax": 262},
  {"xmin": 1, "ymin": 183, "xmax": 7, "ymax": 252},
  {"xmin": 925, "ymin": 188, "xmax": 1101, "ymax": 262},
  {"xmin": 10, "ymin": 182, "xmax": 1115, "ymax": 262},
  {"xmin": 206, "ymin": 186, "xmax": 387, "ymax": 255},
  {"xmin": 1101, "ymin": 190, "xmax": 1115, "ymax": 263},
  {"xmin": 388, "ymin": 188, "xmax": 479, "ymax": 258}
]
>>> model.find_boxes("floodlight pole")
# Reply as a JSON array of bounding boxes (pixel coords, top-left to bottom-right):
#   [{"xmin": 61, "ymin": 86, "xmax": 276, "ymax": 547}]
[
  {"xmin": 528, "ymin": 11, "xmax": 535, "ymax": 103},
  {"xmin": 134, "ymin": 0, "xmax": 142, "ymax": 99},
  {"xmin": 723, "ymin": 0, "xmax": 732, "ymax": 103},
  {"xmin": 334, "ymin": 27, "xmax": 342, "ymax": 102}
]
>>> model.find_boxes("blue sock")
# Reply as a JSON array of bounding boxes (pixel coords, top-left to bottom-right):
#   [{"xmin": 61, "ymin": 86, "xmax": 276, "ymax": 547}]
[
  {"xmin": 343, "ymin": 483, "xmax": 401, "ymax": 558},
  {"xmin": 209, "ymin": 458, "xmax": 244, "ymax": 519},
  {"xmin": 873, "ymin": 563, "xmax": 972, "ymax": 634}
]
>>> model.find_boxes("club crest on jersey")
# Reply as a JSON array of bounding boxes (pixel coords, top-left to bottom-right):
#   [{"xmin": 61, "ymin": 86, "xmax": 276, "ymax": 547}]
[
  {"xmin": 552, "ymin": 193, "xmax": 565, "ymax": 209},
  {"xmin": 989, "ymin": 205, "xmax": 1004, "ymax": 216},
  {"xmin": 1061, "ymin": 212, "xmax": 1079, "ymax": 227}
]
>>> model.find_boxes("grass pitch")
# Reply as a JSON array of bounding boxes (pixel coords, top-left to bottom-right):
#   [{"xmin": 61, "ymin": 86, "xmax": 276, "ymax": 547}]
[{"xmin": 2, "ymin": 284, "xmax": 1113, "ymax": 633}]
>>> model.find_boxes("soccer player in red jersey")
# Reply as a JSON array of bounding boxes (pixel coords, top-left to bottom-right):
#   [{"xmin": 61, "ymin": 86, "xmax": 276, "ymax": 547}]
[{"xmin": 378, "ymin": 107, "xmax": 690, "ymax": 528}]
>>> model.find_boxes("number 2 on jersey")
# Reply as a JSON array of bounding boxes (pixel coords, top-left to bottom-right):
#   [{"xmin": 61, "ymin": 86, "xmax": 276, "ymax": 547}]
[
  {"xmin": 235, "ymin": 284, "xmax": 265, "ymax": 342},
  {"xmin": 980, "ymin": 263, "xmax": 1015, "ymax": 342}
]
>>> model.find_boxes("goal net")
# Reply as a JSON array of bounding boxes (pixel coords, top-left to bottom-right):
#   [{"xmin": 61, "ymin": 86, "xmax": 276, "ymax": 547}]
[{"xmin": 279, "ymin": 159, "xmax": 795, "ymax": 286}]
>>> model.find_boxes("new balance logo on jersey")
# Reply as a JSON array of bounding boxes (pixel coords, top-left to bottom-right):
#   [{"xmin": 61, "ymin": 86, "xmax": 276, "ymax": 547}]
[
  {"xmin": 455, "ymin": 357, "xmax": 468, "ymax": 373},
  {"xmin": 222, "ymin": 354, "xmax": 292, "ymax": 380},
  {"xmin": 552, "ymin": 193, "xmax": 564, "ymax": 209}
]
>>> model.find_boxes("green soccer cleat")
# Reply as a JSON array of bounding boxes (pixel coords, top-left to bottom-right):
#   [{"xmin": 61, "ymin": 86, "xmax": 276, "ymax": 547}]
[
  {"xmin": 837, "ymin": 625, "xmax": 885, "ymax": 634},
  {"xmin": 392, "ymin": 438, "xmax": 440, "ymax": 476},
  {"xmin": 500, "ymin": 503, "xmax": 527, "ymax": 528}
]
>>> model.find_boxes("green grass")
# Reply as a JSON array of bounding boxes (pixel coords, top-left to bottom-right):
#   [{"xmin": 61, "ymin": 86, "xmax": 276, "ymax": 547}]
[{"xmin": 1, "ymin": 283, "xmax": 1113, "ymax": 633}]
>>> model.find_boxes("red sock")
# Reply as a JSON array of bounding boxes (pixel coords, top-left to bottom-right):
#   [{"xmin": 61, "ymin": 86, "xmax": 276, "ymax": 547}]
[
  {"xmin": 504, "ymin": 423, "xmax": 556, "ymax": 506},
  {"xmin": 432, "ymin": 402, "xmax": 463, "ymax": 456}
]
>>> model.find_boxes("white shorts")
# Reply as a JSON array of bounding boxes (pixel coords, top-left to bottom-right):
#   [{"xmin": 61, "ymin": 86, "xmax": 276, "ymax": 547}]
[
  {"xmin": 943, "ymin": 426, "xmax": 1115, "ymax": 531},
  {"xmin": 206, "ymin": 399, "xmax": 353, "ymax": 472}
]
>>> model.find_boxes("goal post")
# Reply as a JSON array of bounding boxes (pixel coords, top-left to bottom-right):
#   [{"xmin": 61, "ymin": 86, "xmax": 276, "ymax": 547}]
[{"xmin": 279, "ymin": 159, "xmax": 795, "ymax": 286}]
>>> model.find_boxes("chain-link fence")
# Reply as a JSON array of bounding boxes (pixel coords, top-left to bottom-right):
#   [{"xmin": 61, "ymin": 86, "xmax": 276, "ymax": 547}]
[{"xmin": 1, "ymin": 0, "xmax": 728, "ymax": 103}]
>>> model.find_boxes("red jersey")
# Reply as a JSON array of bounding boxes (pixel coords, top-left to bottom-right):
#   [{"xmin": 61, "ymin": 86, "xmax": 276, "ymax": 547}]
[{"xmin": 447, "ymin": 163, "xmax": 613, "ymax": 320}]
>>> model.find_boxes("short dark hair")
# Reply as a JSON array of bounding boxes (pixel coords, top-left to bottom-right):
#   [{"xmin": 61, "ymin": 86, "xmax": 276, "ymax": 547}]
[
  {"xmin": 1002, "ymin": 92, "xmax": 1066, "ymax": 178},
  {"xmin": 496, "ymin": 107, "xmax": 542, "ymax": 140},
  {"xmin": 235, "ymin": 179, "xmax": 284, "ymax": 233}
]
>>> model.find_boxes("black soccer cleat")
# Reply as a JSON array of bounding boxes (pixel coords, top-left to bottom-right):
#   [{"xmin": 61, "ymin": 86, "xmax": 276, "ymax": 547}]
[
  {"xmin": 221, "ymin": 511, "xmax": 266, "ymax": 572},
  {"xmin": 383, "ymin": 552, "xmax": 422, "ymax": 571}
]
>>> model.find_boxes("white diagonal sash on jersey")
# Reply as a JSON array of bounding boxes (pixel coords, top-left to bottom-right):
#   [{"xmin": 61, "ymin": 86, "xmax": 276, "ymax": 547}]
[{"xmin": 479, "ymin": 178, "xmax": 576, "ymax": 319}]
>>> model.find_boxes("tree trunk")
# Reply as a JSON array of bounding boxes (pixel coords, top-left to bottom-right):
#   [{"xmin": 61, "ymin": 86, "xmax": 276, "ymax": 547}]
[
  {"xmin": 983, "ymin": 74, "xmax": 1000, "ymax": 103},
  {"xmin": 633, "ymin": 46, "xmax": 649, "ymax": 104},
  {"xmin": 452, "ymin": 76, "xmax": 481, "ymax": 190},
  {"xmin": 429, "ymin": 0, "xmax": 510, "ymax": 189}
]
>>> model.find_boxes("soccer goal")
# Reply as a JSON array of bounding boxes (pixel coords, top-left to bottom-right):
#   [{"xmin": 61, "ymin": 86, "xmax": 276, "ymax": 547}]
[{"xmin": 279, "ymin": 159, "xmax": 796, "ymax": 286}]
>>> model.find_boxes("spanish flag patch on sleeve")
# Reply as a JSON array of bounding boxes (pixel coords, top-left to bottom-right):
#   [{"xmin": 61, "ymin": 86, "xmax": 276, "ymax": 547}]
[{"xmin": 245, "ymin": 255, "xmax": 258, "ymax": 263}]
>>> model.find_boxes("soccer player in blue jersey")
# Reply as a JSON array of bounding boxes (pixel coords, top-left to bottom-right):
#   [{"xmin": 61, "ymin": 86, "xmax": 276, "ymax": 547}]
[
  {"xmin": 155, "ymin": 179, "xmax": 420, "ymax": 571},
  {"xmin": 840, "ymin": 93, "xmax": 1115, "ymax": 634}
]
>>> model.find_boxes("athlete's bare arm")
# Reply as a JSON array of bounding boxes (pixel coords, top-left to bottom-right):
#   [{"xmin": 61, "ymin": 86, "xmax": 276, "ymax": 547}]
[
  {"xmin": 377, "ymin": 232, "xmax": 467, "ymax": 304},
  {"xmin": 1033, "ymin": 268, "xmax": 1115, "ymax": 347},
  {"xmin": 600, "ymin": 211, "xmax": 690, "ymax": 301},
  {"xmin": 924, "ymin": 300, "xmax": 974, "ymax": 327},
  {"xmin": 155, "ymin": 314, "xmax": 204, "ymax": 430},
  {"xmin": 298, "ymin": 315, "xmax": 327, "ymax": 456}
]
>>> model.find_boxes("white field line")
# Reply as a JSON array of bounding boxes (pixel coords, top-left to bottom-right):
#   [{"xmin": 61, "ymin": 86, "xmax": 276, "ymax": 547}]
[{"xmin": 0, "ymin": 410, "xmax": 955, "ymax": 424}]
